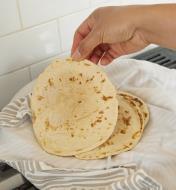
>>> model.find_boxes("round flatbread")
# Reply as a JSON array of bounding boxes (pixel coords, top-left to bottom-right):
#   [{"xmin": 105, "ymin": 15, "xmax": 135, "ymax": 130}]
[
  {"xmin": 31, "ymin": 58, "xmax": 118, "ymax": 156},
  {"xmin": 117, "ymin": 91, "xmax": 149, "ymax": 126},
  {"xmin": 75, "ymin": 93, "xmax": 144, "ymax": 160}
]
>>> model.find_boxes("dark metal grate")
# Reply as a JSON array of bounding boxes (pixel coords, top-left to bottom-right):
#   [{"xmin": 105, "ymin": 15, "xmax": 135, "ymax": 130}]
[
  {"xmin": 0, "ymin": 162, "xmax": 38, "ymax": 190},
  {"xmin": 133, "ymin": 47, "xmax": 176, "ymax": 69}
]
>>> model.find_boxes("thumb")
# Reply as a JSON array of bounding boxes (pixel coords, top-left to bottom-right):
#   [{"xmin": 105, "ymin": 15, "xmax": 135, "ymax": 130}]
[{"xmin": 72, "ymin": 29, "xmax": 100, "ymax": 61}]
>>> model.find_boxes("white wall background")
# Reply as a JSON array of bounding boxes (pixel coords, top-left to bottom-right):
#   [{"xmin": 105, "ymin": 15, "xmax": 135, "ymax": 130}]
[{"xmin": 0, "ymin": 0, "xmax": 175, "ymax": 109}]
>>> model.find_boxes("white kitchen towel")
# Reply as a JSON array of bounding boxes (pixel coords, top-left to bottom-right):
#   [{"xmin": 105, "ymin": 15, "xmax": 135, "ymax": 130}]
[
  {"xmin": 1, "ymin": 58, "xmax": 176, "ymax": 189},
  {"xmin": 0, "ymin": 87, "xmax": 161, "ymax": 190}
]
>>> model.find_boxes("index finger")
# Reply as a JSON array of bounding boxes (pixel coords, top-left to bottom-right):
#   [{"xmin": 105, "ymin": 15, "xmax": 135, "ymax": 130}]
[{"xmin": 71, "ymin": 17, "xmax": 92, "ymax": 55}]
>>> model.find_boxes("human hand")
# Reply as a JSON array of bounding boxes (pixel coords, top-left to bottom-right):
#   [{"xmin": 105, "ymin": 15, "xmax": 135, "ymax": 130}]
[{"xmin": 71, "ymin": 6, "xmax": 149, "ymax": 65}]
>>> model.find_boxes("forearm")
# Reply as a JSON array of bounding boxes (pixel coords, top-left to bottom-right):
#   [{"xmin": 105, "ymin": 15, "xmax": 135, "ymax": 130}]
[{"xmin": 136, "ymin": 4, "xmax": 176, "ymax": 49}]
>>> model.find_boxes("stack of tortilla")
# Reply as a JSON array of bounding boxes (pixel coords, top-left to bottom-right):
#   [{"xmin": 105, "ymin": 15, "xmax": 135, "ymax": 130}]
[{"xmin": 31, "ymin": 58, "xmax": 149, "ymax": 160}]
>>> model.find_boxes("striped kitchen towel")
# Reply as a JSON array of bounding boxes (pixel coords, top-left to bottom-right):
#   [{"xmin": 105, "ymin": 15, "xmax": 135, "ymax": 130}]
[{"xmin": 0, "ymin": 95, "xmax": 162, "ymax": 190}]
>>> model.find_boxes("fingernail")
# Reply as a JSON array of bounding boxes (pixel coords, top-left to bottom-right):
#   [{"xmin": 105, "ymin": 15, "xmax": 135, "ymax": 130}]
[{"xmin": 72, "ymin": 49, "xmax": 81, "ymax": 60}]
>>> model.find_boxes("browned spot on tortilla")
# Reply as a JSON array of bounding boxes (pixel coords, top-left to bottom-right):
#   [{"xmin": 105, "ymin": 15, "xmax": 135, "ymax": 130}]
[
  {"xmin": 90, "ymin": 76, "xmax": 95, "ymax": 81},
  {"xmin": 91, "ymin": 118, "xmax": 102, "ymax": 127},
  {"xmin": 106, "ymin": 106, "xmax": 110, "ymax": 109},
  {"xmin": 74, "ymin": 115, "xmax": 77, "ymax": 118},
  {"xmin": 48, "ymin": 78, "xmax": 54, "ymax": 86},
  {"xmin": 104, "ymin": 117, "xmax": 107, "ymax": 120},
  {"xmin": 97, "ymin": 119, "xmax": 102, "ymax": 123},
  {"xmin": 129, "ymin": 101, "xmax": 136, "ymax": 107},
  {"xmin": 144, "ymin": 112, "xmax": 148, "ymax": 118},
  {"xmin": 99, "ymin": 111, "xmax": 104, "ymax": 114},
  {"xmin": 129, "ymin": 142, "xmax": 133, "ymax": 146},
  {"xmin": 71, "ymin": 133, "xmax": 74, "ymax": 137},
  {"xmin": 102, "ymin": 95, "xmax": 113, "ymax": 101},
  {"xmin": 132, "ymin": 131, "xmax": 141, "ymax": 139},
  {"xmin": 78, "ymin": 100, "xmax": 82, "ymax": 103},
  {"xmin": 79, "ymin": 73, "xmax": 83, "ymax": 77},
  {"xmin": 101, "ymin": 79, "xmax": 106, "ymax": 83},
  {"xmin": 69, "ymin": 76, "xmax": 76, "ymax": 81},
  {"xmin": 79, "ymin": 81, "xmax": 82, "ymax": 85},
  {"xmin": 123, "ymin": 145, "xmax": 129, "ymax": 149},
  {"xmin": 125, "ymin": 110, "xmax": 129, "ymax": 114},
  {"xmin": 119, "ymin": 93, "xmax": 128, "ymax": 98},
  {"xmin": 106, "ymin": 141, "xmax": 114, "ymax": 146},
  {"xmin": 137, "ymin": 111, "xmax": 143, "ymax": 128},
  {"xmin": 91, "ymin": 123, "xmax": 94, "ymax": 127},
  {"xmin": 97, "ymin": 115, "xmax": 103, "ymax": 120},
  {"xmin": 122, "ymin": 116, "xmax": 131, "ymax": 126},
  {"xmin": 80, "ymin": 128, "xmax": 84, "ymax": 131},
  {"xmin": 37, "ymin": 95, "xmax": 44, "ymax": 101},
  {"xmin": 97, "ymin": 72, "xmax": 100, "ymax": 74},
  {"xmin": 133, "ymin": 97, "xmax": 143, "ymax": 107},
  {"xmin": 45, "ymin": 119, "xmax": 49, "ymax": 130},
  {"xmin": 59, "ymin": 78, "xmax": 62, "ymax": 82},
  {"xmin": 96, "ymin": 91, "xmax": 101, "ymax": 94},
  {"xmin": 120, "ymin": 129, "xmax": 126, "ymax": 134}
]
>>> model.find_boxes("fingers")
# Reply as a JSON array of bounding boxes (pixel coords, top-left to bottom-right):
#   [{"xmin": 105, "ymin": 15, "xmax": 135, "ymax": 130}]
[
  {"xmin": 90, "ymin": 47, "xmax": 104, "ymax": 64},
  {"xmin": 72, "ymin": 27, "xmax": 101, "ymax": 61},
  {"xmin": 99, "ymin": 43, "xmax": 130, "ymax": 65},
  {"xmin": 100, "ymin": 52, "xmax": 114, "ymax": 65},
  {"xmin": 71, "ymin": 17, "xmax": 92, "ymax": 55}
]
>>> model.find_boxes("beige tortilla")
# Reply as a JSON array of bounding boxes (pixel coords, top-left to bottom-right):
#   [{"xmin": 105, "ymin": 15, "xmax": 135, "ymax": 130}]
[
  {"xmin": 31, "ymin": 58, "xmax": 118, "ymax": 156},
  {"xmin": 75, "ymin": 93, "xmax": 144, "ymax": 160}
]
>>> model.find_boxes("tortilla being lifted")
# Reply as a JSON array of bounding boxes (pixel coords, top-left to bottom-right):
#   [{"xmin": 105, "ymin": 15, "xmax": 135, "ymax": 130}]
[
  {"xmin": 31, "ymin": 59, "xmax": 118, "ymax": 156},
  {"xmin": 75, "ymin": 92, "xmax": 146, "ymax": 160}
]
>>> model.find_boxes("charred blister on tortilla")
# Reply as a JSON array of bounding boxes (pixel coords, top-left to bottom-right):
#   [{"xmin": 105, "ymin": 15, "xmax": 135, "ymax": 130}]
[
  {"xmin": 48, "ymin": 78, "xmax": 54, "ymax": 86},
  {"xmin": 102, "ymin": 95, "xmax": 113, "ymax": 101},
  {"xmin": 132, "ymin": 131, "xmax": 141, "ymax": 139},
  {"xmin": 101, "ymin": 79, "xmax": 106, "ymax": 83},
  {"xmin": 122, "ymin": 116, "xmax": 131, "ymax": 126}
]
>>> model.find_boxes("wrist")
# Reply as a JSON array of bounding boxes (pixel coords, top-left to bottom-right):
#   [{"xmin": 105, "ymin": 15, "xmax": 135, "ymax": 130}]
[{"xmin": 134, "ymin": 4, "xmax": 176, "ymax": 49}]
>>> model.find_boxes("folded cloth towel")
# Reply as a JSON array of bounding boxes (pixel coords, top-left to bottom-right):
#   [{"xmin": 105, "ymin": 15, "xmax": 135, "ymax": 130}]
[
  {"xmin": 1, "ymin": 58, "xmax": 172, "ymax": 190},
  {"xmin": 0, "ymin": 91, "xmax": 161, "ymax": 190}
]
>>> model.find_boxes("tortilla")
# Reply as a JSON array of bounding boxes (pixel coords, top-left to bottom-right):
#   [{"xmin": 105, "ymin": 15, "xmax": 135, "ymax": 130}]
[
  {"xmin": 31, "ymin": 58, "xmax": 118, "ymax": 156},
  {"xmin": 75, "ymin": 92, "xmax": 144, "ymax": 160},
  {"xmin": 117, "ymin": 91, "xmax": 149, "ymax": 126}
]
